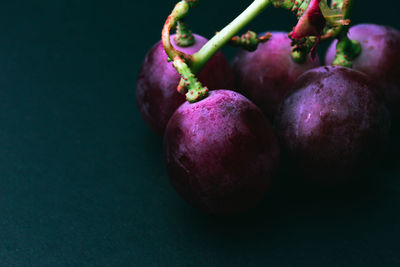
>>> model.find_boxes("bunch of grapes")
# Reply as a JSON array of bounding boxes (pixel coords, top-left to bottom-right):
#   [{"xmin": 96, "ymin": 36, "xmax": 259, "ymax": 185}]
[{"xmin": 136, "ymin": 0, "xmax": 399, "ymax": 215}]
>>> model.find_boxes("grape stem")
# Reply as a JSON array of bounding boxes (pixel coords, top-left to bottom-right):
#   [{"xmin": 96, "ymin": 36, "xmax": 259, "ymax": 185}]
[
  {"xmin": 321, "ymin": 0, "xmax": 350, "ymax": 39},
  {"xmin": 190, "ymin": 0, "xmax": 273, "ymax": 73},
  {"xmin": 162, "ymin": 0, "xmax": 335, "ymax": 102},
  {"xmin": 228, "ymin": 31, "xmax": 272, "ymax": 52},
  {"xmin": 173, "ymin": 56, "xmax": 208, "ymax": 103},
  {"xmin": 162, "ymin": 0, "xmax": 295, "ymax": 102},
  {"xmin": 174, "ymin": 20, "xmax": 195, "ymax": 47},
  {"xmin": 329, "ymin": 0, "xmax": 361, "ymax": 67},
  {"xmin": 162, "ymin": 1, "xmax": 193, "ymax": 64}
]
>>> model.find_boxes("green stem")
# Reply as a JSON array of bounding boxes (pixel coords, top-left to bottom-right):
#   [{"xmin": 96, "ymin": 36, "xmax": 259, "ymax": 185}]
[
  {"xmin": 322, "ymin": 0, "xmax": 353, "ymax": 39},
  {"xmin": 290, "ymin": 36, "xmax": 318, "ymax": 63},
  {"xmin": 174, "ymin": 20, "xmax": 195, "ymax": 47},
  {"xmin": 162, "ymin": 1, "xmax": 193, "ymax": 64},
  {"xmin": 191, "ymin": 0, "xmax": 273, "ymax": 73},
  {"xmin": 172, "ymin": 56, "xmax": 208, "ymax": 103},
  {"xmin": 162, "ymin": 0, "xmax": 296, "ymax": 102},
  {"xmin": 330, "ymin": 0, "xmax": 361, "ymax": 67},
  {"xmin": 229, "ymin": 31, "xmax": 271, "ymax": 52},
  {"xmin": 332, "ymin": 32, "xmax": 361, "ymax": 67},
  {"xmin": 332, "ymin": 0, "xmax": 345, "ymax": 9}
]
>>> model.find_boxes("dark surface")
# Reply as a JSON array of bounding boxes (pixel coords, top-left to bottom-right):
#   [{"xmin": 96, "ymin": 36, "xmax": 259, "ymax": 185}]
[{"xmin": 1, "ymin": 0, "xmax": 400, "ymax": 265}]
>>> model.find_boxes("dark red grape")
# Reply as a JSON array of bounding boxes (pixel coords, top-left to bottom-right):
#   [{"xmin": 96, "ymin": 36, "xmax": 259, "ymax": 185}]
[
  {"xmin": 136, "ymin": 34, "xmax": 235, "ymax": 134},
  {"xmin": 232, "ymin": 32, "xmax": 320, "ymax": 119},
  {"xmin": 325, "ymin": 24, "xmax": 400, "ymax": 117},
  {"xmin": 277, "ymin": 66, "xmax": 390, "ymax": 185},
  {"xmin": 164, "ymin": 90, "xmax": 280, "ymax": 215}
]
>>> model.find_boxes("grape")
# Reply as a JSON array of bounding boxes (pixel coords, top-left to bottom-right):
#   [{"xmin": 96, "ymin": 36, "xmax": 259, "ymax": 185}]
[
  {"xmin": 232, "ymin": 32, "xmax": 320, "ymax": 119},
  {"xmin": 164, "ymin": 90, "xmax": 280, "ymax": 214},
  {"xmin": 325, "ymin": 24, "xmax": 400, "ymax": 117},
  {"xmin": 136, "ymin": 34, "xmax": 235, "ymax": 134},
  {"xmin": 277, "ymin": 66, "xmax": 390, "ymax": 185}
]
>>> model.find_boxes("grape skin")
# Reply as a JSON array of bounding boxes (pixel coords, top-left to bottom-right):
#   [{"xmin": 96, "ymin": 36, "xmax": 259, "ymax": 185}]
[
  {"xmin": 164, "ymin": 90, "xmax": 280, "ymax": 214},
  {"xmin": 136, "ymin": 34, "xmax": 235, "ymax": 135},
  {"xmin": 277, "ymin": 66, "xmax": 391, "ymax": 185},
  {"xmin": 325, "ymin": 24, "xmax": 400, "ymax": 117},
  {"xmin": 232, "ymin": 32, "xmax": 320, "ymax": 120}
]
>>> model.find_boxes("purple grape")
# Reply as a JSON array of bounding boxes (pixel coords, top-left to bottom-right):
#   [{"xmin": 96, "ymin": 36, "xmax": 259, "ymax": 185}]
[
  {"xmin": 164, "ymin": 90, "xmax": 280, "ymax": 215},
  {"xmin": 232, "ymin": 32, "xmax": 320, "ymax": 119},
  {"xmin": 325, "ymin": 24, "xmax": 400, "ymax": 117},
  {"xmin": 277, "ymin": 66, "xmax": 390, "ymax": 185},
  {"xmin": 136, "ymin": 34, "xmax": 235, "ymax": 134}
]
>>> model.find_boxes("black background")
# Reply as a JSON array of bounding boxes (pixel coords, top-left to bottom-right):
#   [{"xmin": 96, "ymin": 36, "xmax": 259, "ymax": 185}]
[{"xmin": 1, "ymin": 0, "xmax": 400, "ymax": 265}]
